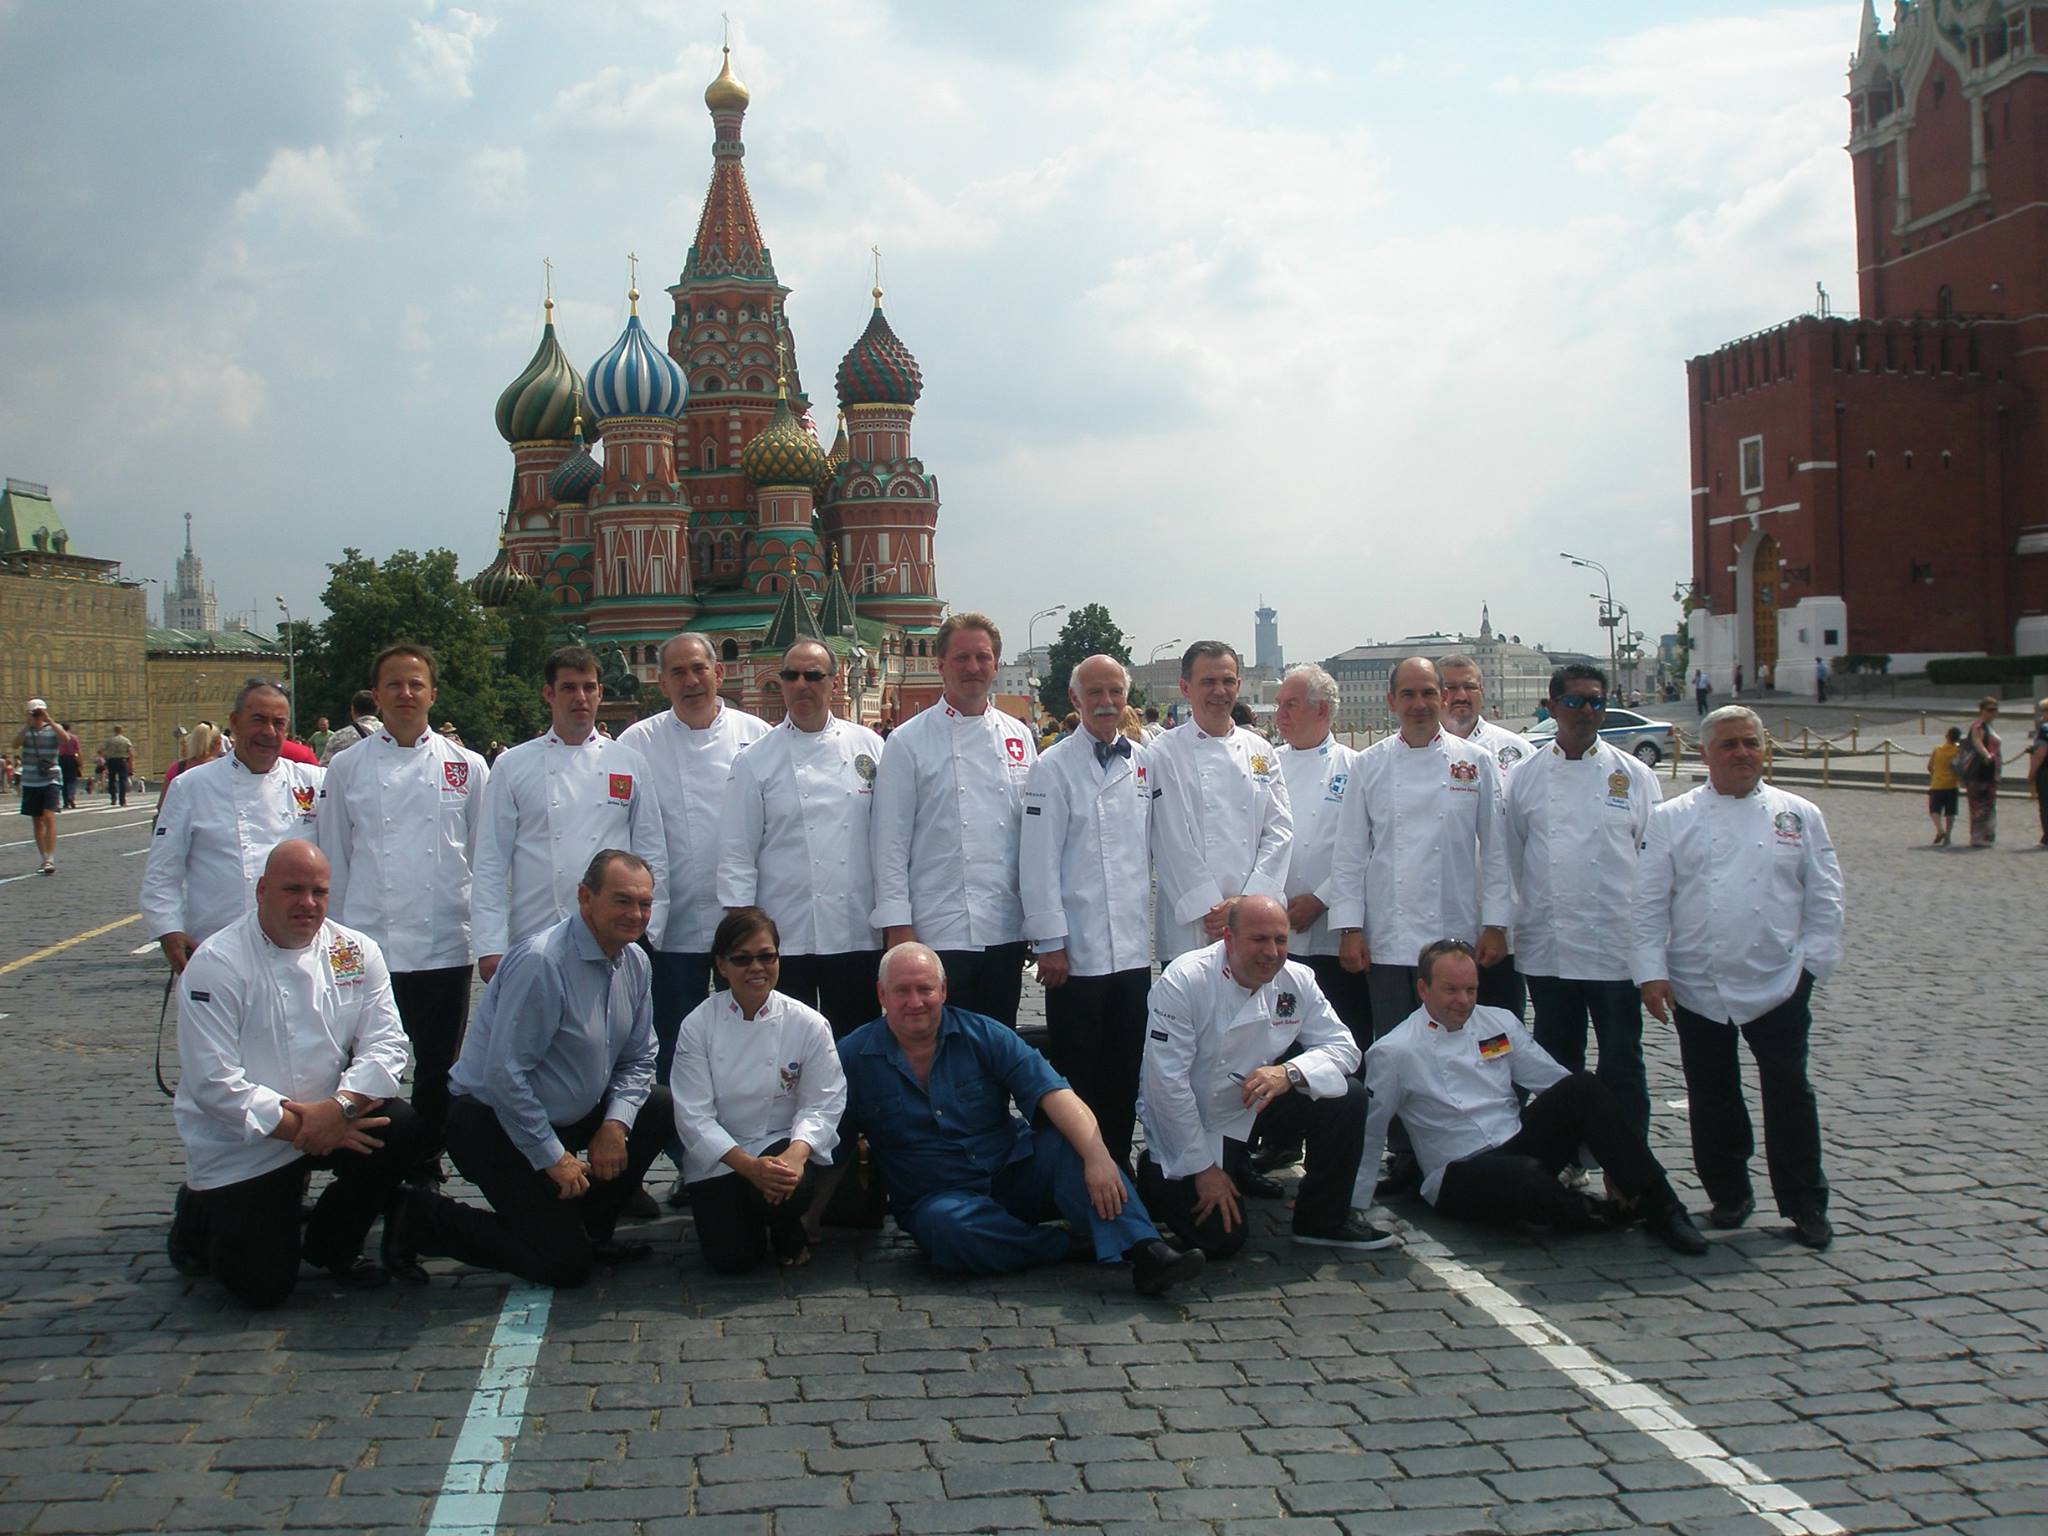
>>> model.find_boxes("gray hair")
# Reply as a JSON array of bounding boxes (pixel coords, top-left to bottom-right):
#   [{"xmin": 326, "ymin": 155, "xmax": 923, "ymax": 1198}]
[
  {"xmin": 878, "ymin": 940, "xmax": 944, "ymax": 991},
  {"xmin": 1068, "ymin": 653, "xmax": 1130, "ymax": 697},
  {"xmin": 659, "ymin": 631, "xmax": 719, "ymax": 668},
  {"xmin": 1283, "ymin": 662, "xmax": 1338, "ymax": 712},
  {"xmin": 1437, "ymin": 653, "xmax": 1482, "ymax": 681},
  {"xmin": 230, "ymin": 678, "xmax": 289, "ymax": 718},
  {"xmin": 1700, "ymin": 704, "xmax": 1763, "ymax": 742}
]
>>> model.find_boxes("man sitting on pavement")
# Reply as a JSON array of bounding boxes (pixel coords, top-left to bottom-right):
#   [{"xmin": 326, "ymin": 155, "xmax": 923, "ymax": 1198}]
[
  {"xmin": 386, "ymin": 850, "xmax": 673, "ymax": 1288},
  {"xmin": 837, "ymin": 942, "xmax": 1205, "ymax": 1295},
  {"xmin": 1359, "ymin": 939, "xmax": 1709, "ymax": 1256},
  {"xmin": 1136, "ymin": 895, "xmax": 1391, "ymax": 1259},
  {"xmin": 167, "ymin": 841, "xmax": 418, "ymax": 1307}
]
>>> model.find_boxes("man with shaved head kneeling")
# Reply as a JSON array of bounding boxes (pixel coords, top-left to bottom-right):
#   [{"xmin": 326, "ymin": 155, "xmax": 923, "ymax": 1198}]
[{"xmin": 837, "ymin": 943, "xmax": 1205, "ymax": 1295}]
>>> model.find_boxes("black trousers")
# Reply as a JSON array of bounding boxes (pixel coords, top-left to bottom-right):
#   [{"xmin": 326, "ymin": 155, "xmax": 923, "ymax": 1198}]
[
  {"xmin": 177, "ymin": 1099, "xmax": 421, "ymax": 1309},
  {"xmin": 389, "ymin": 965, "xmax": 473, "ymax": 1168},
  {"xmin": 1042, "ymin": 967, "xmax": 1149, "ymax": 1167},
  {"xmin": 1135, "ymin": 1079, "xmax": 1367, "ymax": 1258},
  {"xmin": 1526, "ymin": 975, "xmax": 1649, "ymax": 1141},
  {"xmin": 1435, "ymin": 1072, "xmax": 1675, "ymax": 1229},
  {"xmin": 413, "ymin": 1090, "xmax": 673, "ymax": 1288},
  {"xmin": 59, "ymin": 760, "xmax": 79, "ymax": 809},
  {"xmin": 686, "ymin": 1138, "xmax": 818, "ymax": 1274},
  {"xmin": 1478, "ymin": 955, "xmax": 1526, "ymax": 1020},
  {"xmin": 1298, "ymin": 954, "xmax": 1374, "ymax": 1061},
  {"xmin": 2034, "ymin": 764, "xmax": 2048, "ymax": 842},
  {"xmin": 935, "ymin": 941, "xmax": 1028, "ymax": 1028},
  {"xmin": 779, "ymin": 950, "xmax": 884, "ymax": 1039},
  {"xmin": 1673, "ymin": 974, "xmax": 1827, "ymax": 1218},
  {"xmin": 106, "ymin": 761, "xmax": 130, "ymax": 805}
]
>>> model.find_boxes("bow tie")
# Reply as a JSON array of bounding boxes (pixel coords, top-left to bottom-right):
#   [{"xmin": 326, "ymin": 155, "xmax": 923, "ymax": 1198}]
[{"xmin": 1094, "ymin": 736, "xmax": 1133, "ymax": 766}]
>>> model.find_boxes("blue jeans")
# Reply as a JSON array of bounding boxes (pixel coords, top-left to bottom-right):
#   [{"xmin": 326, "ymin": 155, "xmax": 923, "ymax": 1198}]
[
  {"xmin": 649, "ymin": 950, "xmax": 713, "ymax": 1172},
  {"xmin": 1525, "ymin": 975, "xmax": 1648, "ymax": 1141}
]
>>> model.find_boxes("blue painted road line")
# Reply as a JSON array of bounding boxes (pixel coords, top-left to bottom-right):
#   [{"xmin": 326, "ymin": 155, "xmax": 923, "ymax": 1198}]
[{"xmin": 424, "ymin": 1281, "xmax": 554, "ymax": 1536}]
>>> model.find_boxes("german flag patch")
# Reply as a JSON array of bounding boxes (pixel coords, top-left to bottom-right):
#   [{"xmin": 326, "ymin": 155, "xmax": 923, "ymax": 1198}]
[{"xmin": 1477, "ymin": 1032, "xmax": 1511, "ymax": 1060}]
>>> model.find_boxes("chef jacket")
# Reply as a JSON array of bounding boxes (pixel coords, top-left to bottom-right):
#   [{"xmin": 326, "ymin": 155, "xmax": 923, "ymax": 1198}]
[
  {"xmin": 1463, "ymin": 716, "xmax": 1533, "ymax": 777},
  {"xmin": 1359, "ymin": 1004, "xmax": 1567, "ymax": 1205},
  {"xmin": 316, "ymin": 728, "xmax": 490, "ymax": 973},
  {"xmin": 174, "ymin": 913, "xmax": 410, "ymax": 1191},
  {"xmin": 446, "ymin": 912, "xmax": 657, "ymax": 1170},
  {"xmin": 1324, "ymin": 730, "xmax": 1511, "ymax": 967},
  {"xmin": 141, "ymin": 753, "xmax": 325, "ymax": 943},
  {"xmin": 1502, "ymin": 740, "xmax": 1660, "ymax": 982},
  {"xmin": 717, "ymin": 716, "xmax": 885, "ymax": 957},
  {"xmin": 1018, "ymin": 729, "xmax": 1153, "ymax": 976},
  {"xmin": 470, "ymin": 730, "xmax": 669, "ymax": 959},
  {"xmin": 837, "ymin": 1006, "xmax": 1068, "ymax": 1212},
  {"xmin": 1138, "ymin": 941, "xmax": 1359, "ymax": 1180},
  {"xmin": 1148, "ymin": 723, "xmax": 1293, "ymax": 962},
  {"xmin": 1277, "ymin": 735, "xmax": 1357, "ymax": 958},
  {"xmin": 619, "ymin": 704, "xmax": 770, "ymax": 954},
  {"xmin": 670, "ymin": 988, "xmax": 847, "ymax": 1184},
  {"xmin": 868, "ymin": 699, "xmax": 1037, "ymax": 948},
  {"xmin": 1630, "ymin": 783, "xmax": 1844, "ymax": 1025}
]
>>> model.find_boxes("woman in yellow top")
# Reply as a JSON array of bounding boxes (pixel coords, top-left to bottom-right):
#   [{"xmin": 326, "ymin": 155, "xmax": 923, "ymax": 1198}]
[{"xmin": 1926, "ymin": 727, "xmax": 1962, "ymax": 845}]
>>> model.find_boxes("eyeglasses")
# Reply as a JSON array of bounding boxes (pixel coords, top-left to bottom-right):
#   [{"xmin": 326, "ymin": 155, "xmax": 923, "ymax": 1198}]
[
  {"xmin": 1553, "ymin": 694, "xmax": 1608, "ymax": 712},
  {"xmin": 725, "ymin": 949, "xmax": 779, "ymax": 968},
  {"xmin": 778, "ymin": 669, "xmax": 829, "ymax": 683}
]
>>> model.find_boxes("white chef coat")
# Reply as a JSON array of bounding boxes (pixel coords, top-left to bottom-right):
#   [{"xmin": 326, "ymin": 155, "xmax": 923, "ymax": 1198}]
[
  {"xmin": 868, "ymin": 698, "xmax": 1037, "ymax": 948},
  {"xmin": 618, "ymin": 704, "xmax": 770, "ymax": 954},
  {"xmin": 1148, "ymin": 723, "xmax": 1293, "ymax": 962},
  {"xmin": 470, "ymin": 730, "xmax": 669, "ymax": 959},
  {"xmin": 1018, "ymin": 730, "xmax": 1153, "ymax": 977},
  {"xmin": 1502, "ymin": 740, "xmax": 1660, "ymax": 982},
  {"xmin": 1630, "ymin": 782, "xmax": 1844, "ymax": 1025},
  {"xmin": 1359, "ymin": 1004, "xmax": 1566, "ymax": 1206},
  {"xmin": 1139, "ymin": 941, "xmax": 1359, "ymax": 1180},
  {"xmin": 1461, "ymin": 716, "xmax": 1534, "ymax": 777},
  {"xmin": 173, "ymin": 913, "xmax": 410, "ymax": 1191},
  {"xmin": 316, "ymin": 728, "xmax": 490, "ymax": 973},
  {"xmin": 1324, "ymin": 730, "xmax": 1510, "ymax": 967},
  {"xmin": 669, "ymin": 988, "xmax": 847, "ymax": 1184},
  {"xmin": 141, "ymin": 753, "xmax": 325, "ymax": 944},
  {"xmin": 718, "ymin": 716, "xmax": 885, "ymax": 956},
  {"xmin": 1277, "ymin": 736, "xmax": 1357, "ymax": 958}
]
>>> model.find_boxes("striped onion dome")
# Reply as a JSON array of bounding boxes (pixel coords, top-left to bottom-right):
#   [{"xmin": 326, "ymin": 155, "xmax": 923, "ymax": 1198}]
[
  {"xmin": 494, "ymin": 301, "xmax": 586, "ymax": 442},
  {"xmin": 742, "ymin": 380, "xmax": 827, "ymax": 488},
  {"xmin": 586, "ymin": 291, "xmax": 688, "ymax": 422},
  {"xmin": 547, "ymin": 406, "xmax": 603, "ymax": 504},
  {"xmin": 835, "ymin": 289, "xmax": 923, "ymax": 409},
  {"xmin": 471, "ymin": 543, "xmax": 535, "ymax": 607}
]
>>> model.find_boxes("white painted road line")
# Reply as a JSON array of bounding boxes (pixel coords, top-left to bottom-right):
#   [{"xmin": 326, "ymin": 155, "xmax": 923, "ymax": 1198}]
[
  {"xmin": 1401, "ymin": 1226, "xmax": 1846, "ymax": 1535},
  {"xmin": 131, "ymin": 941, "xmax": 160, "ymax": 955},
  {"xmin": 424, "ymin": 1282, "xmax": 553, "ymax": 1536},
  {"xmin": 0, "ymin": 817, "xmax": 157, "ymax": 851},
  {"xmin": 122, "ymin": 846, "xmax": 151, "ymax": 857}
]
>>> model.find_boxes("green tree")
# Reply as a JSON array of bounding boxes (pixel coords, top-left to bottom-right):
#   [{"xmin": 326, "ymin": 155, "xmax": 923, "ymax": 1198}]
[{"xmin": 1038, "ymin": 603, "xmax": 1135, "ymax": 718}]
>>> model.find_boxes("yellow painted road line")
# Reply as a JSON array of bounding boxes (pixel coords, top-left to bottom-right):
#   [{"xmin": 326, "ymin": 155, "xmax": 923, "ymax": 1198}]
[{"xmin": 0, "ymin": 913, "xmax": 143, "ymax": 977}]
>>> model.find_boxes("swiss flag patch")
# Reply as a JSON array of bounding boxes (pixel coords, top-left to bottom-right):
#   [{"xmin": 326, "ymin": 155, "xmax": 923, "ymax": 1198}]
[
  {"xmin": 608, "ymin": 772, "xmax": 634, "ymax": 801},
  {"xmin": 443, "ymin": 761, "xmax": 469, "ymax": 790},
  {"xmin": 1005, "ymin": 737, "xmax": 1025, "ymax": 763}
]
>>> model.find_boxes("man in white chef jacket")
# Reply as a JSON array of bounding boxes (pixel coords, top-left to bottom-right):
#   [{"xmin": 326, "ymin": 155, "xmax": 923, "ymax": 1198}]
[
  {"xmin": 1632, "ymin": 705, "xmax": 1845, "ymax": 1250},
  {"xmin": 869, "ymin": 612, "xmax": 1037, "ymax": 1026},
  {"xmin": 1135, "ymin": 895, "xmax": 1390, "ymax": 1257},
  {"xmin": 718, "ymin": 638, "xmax": 885, "ymax": 1037},
  {"xmin": 1271, "ymin": 664, "xmax": 1367, "ymax": 1046},
  {"xmin": 1149, "ymin": 641, "xmax": 1292, "ymax": 965},
  {"xmin": 166, "ymin": 840, "xmax": 420, "ymax": 1306},
  {"xmin": 619, "ymin": 632, "xmax": 767, "ymax": 1204},
  {"xmin": 1019, "ymin": 654, "xmax": 1153, "ymax": 1167},
  {"xmin": 1439, "ymin": 652, "xmax": 1531, "ymax": 1018},
  {"xmin": 317, "ymin": 642, "xmax": 490, "ymax": 1182},
  {"xmin": 142, "ymin": 678, "xmax": 325, "ymax": 974},
  {"xmin": 472, "ymin": 646, "xmax": 669, "ymax": 984},
  {"xmin": 1502, "ymin": 664, "xmax": 1659, "ymax": 1140}
]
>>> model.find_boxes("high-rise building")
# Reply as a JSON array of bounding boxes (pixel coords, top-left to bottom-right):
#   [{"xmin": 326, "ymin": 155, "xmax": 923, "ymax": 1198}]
[
  {"xmin": 1253, "ymin": 601, "xmax": 1283, "ymax": 674},
  {"xmin": 166, "ymin": 512, "xmax": 218, "ymax": 632}
]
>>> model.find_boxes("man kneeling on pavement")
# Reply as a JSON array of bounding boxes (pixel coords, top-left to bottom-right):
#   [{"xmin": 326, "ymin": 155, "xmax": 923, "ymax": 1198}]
[
  {"xmin": 1359, "ymin": 938, "xmax": 1709, "ymax": 1255},
  {"xmin": 1136, "ymin": 894, "xmax": 1394, "ymax": 1257},
  {"xmin": 837, "ymin": 941, "xmax": 1205, "ymax": 1295}
]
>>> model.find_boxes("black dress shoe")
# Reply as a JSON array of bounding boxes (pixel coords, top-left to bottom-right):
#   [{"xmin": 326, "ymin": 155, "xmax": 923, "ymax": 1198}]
[
  {"xmin": 1235, "ymin": 1168, "xmax": 1285, "ymax": 1200},
  {"xmin": 1374, "ymin": 1151, "xmax": 1424, "ymax": 1201},
  {"xmin": 167, "ymin": 1185, "xmax": 210, "ymax": 1278},
  {"xmin": 379, "ymin": 1193, "xmax": 431, "ymax": 1286},
  {"xmin": 589, "ymin": 1238, "xmax": 654, "ymax": 1266},
  {"xmin": 1708, "ymin": 1194, "xmax": 1756, "ymax": 1230},
  {"xmin": 665, "ymin": 1181, "xmax": 693, "ymax": 1209},
  {"xmin": 621, "ymin": 1185, "xmax": 661, "ymax": 1221},
  {"xmin": 313, "ymin": 1255, "xmax": 391, "ymax": 1290},
  {"xmin": 1789, "ymin": 1209, "xmax": 1834, "ymax": 1250},
  {"xmin": 1643, "ymin": 1203, "xmax": 1710, "ymax": 1256},
  {"xmin": 1126, "ymin": 1239, "xmax": 1205, "ymax": 1296}
]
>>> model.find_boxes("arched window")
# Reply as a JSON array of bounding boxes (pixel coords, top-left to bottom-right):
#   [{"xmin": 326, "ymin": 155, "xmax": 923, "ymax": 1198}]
[
  {"xmin": 1937, "ymin": 284, "xmax": 1955, "ymax": 319},
  {"xmin": 720, "ymin": 638, "xmax": 738, "ymax": 661},
  {"xmin": 720, "ymin": 531, "xmax": 737, "ymax": 566},
  {"xmin": 703, "ymin": 441, "xmax": 718, "ymax": 470},
  {"xmin": 744, "ymin": 374, "xmax": 767, "ymax": 393}
]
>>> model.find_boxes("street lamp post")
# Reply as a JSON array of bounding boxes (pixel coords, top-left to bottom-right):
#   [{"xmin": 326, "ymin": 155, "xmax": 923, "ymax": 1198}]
[
  {"xmin": 1147, "ymin": 638, "xmax": 1182, "ymax": 665},
  {"xmin": 843, "ymin": 624, "xmax": 868, "ymax": 724},
  {"xmin": 274, "ymin": 596, "xmax": 298, "ymax": 731},
  {"xmin": 1026, "ymin": 604, "xmax": 1066, "ymax": 695},
  {"xmin": 1560, "ymin": 551, "xmax": 1617, "ymax": 682}
]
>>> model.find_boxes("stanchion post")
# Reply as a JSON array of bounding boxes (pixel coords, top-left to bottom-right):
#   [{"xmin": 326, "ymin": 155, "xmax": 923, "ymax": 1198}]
[
  {"xmin": 1821, "ymin": 739, "xmax": 1831, "ymax": 786},
  {"xmin": 1883, "ymin": 740, "xmax": 1892, "ymax": 790}
]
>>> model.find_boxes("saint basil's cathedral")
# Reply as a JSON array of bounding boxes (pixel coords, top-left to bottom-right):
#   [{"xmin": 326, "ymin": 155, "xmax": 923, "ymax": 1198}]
[{"xmin": 468, "ymin": 46, "xmax": 946, "ymax": 725}]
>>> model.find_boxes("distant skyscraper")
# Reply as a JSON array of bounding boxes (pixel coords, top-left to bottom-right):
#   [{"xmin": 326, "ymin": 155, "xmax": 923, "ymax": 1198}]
[
  {"xmin": 1254, "ymin": 600, "xmax": 1283, "ymax": 673},
  {"xmin": 166, "ymin": 511, "xmax": 218, "ymax": 631}
]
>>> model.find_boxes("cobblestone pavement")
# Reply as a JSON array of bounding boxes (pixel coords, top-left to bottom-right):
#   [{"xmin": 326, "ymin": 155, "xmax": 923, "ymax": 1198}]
[{"xmin": 1, "ymin": 787, "xmax": 2044, "ymax": 1535}]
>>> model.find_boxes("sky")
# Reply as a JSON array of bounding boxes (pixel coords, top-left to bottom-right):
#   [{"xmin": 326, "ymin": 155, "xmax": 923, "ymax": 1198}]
[{"xmin": 0, "ymin": 0, "xmax": 1871, "ymax": 668}]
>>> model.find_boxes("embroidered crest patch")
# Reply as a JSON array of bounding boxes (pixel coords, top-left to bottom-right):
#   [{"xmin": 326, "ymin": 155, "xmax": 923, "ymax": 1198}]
[
  {"xmin": 1477, "ymin": 1032, "xmax": 1512, "ymax": 1060},
  {"xmin": 1448, "ymin": 760, "xmax": 1479, "ymax": 784},
  {"xmin": 1276, "ymin": 990, "xmax": 1297, "ymax": 1018},
  {"xmin": 443, "ymin": 761, "xmax": 470, "ymax": 791},
  {"xmin": 608, "ymin": 773, "xmax": 633, "ymax": 802},
  {"xmin": 328, "ymin": 935, "xmax": 366, "ymax": 984}
]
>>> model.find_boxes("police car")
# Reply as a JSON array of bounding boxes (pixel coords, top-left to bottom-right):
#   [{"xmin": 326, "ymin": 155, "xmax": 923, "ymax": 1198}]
[{"xmin": 1522, "ymin": 707, "xmax": 1676, "ymax": 766}]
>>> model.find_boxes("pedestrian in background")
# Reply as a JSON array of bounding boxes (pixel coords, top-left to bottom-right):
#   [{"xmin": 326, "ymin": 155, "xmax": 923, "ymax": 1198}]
[
  {"xmin": 13, "ymin": 699, "xmax": 63, "ymax": 874},
  {"xmin": 56, "ymin": 722, "xmax": 82, "ymax": 810},
  {"xmin": 2029, "ymin": 699, "xmax": 2048, "ymax": 848},
  {"xmin": 1926, "ymin": 728, "xmax": 1961, "ymax": 847},
  {"xmin": 1964, "ymin": 697, "xmax": 2002, "ymax": 848},
  {"xmin": 101, "ymin": 725, "xmax": 135, "ymax": 806}
]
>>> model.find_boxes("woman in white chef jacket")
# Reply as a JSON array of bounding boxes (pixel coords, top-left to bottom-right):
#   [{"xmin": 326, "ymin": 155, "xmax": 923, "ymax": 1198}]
[{"xmin": 671, "ymin": 908, "xmax": 847, "ymax": 1272}]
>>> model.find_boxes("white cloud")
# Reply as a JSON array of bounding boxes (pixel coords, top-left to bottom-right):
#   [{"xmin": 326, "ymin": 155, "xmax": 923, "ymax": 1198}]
[
  {"xmin": 233, "ymin": 142, "xmax": 377, "ymax": 234},
  {"xmin": 407, "ymin": 7, "xmax": 497, "ymax": 99},
  {"xmin": 465, "ymin": 145, "xmax": 527, "ymax": 211},
  {"xmin": 342, "ymin": 69, "xmax": 385, "ymax": 119}
]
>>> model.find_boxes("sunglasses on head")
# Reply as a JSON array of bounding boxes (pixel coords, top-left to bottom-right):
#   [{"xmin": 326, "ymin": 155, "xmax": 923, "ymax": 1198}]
[
  {"xmin": 1553, "ymin": 694, "xmax": 1608, "ymax": 712},
  {"xmin": 779, "ymin": 668, "xmax": 829, "ymax": 683}
]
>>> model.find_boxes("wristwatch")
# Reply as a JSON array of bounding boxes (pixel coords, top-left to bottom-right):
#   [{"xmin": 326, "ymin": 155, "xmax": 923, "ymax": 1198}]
[
  {"xmin": 1283, "ymin": 1064, "xmax": 1306, "ymax": 1090},
  {"xmin": 333, "ymin": 1095, "xmax": 364, "ymax": 1121}
]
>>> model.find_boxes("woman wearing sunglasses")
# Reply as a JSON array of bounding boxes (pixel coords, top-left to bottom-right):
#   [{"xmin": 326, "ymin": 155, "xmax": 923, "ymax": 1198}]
[{"xmin": 671, "ymin": 907, "xmax": 847, "ymax": 1271}]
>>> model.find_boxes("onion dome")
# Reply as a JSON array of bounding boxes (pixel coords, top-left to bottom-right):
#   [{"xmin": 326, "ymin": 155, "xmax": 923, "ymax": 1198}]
[
  {"xmin": 704, "ymin": 46, "xmax": 750, "ymax": 113},
  {"xmin": 495, "ymin": 298, "xmax": 586, "ymax": 442},
  {"xmin": 835, "ymin": 287, "xmax": 923, "ymax": 409},
  {"xmin": 586, "ymin": 285, "xmax": 688, "ymax": 422},
  {"xmin": 814, "ymin": 410, "xmax": 849, "ymax": 495},
  {"xmin": 547, "ymin": 397, "xmax": 603, "ymax": 504},
  {"xmin": 741, "ymin": 377, "xmax": 828, "ymax": 488},
  {"xmin": 471, "ymin": 541, "xmax": 535, "ymax": 607}
]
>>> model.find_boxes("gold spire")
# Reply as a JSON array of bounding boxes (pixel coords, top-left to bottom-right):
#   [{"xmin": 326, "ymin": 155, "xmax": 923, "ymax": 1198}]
[
  {"xmin": 705, "ymin": 38, "xmax": 751, "ymax": 112},
  {"xmin": 571, "ymin": 385, "xmax": 584, "ymax": 439},
  {"xmin": 870, "ymin": 245, "xmax": 884, "ymax": 308},
  {"xmin": 543, "ymin": 255, "xmax": 554, "ymax": 321},
  {"xmin": 626, "ymin": 251, "xmax": 639, "ymax": 315}
]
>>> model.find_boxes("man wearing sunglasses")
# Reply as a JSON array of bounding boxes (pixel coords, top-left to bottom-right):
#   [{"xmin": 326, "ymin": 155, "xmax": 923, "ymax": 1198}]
[
  {"xmin": 1501, "ymin": 665, "xmax": 1661, "ymax": 1142},
  {"xmin": 718, "ymin": 638, "xmax": 886, "ymax": 1038}
]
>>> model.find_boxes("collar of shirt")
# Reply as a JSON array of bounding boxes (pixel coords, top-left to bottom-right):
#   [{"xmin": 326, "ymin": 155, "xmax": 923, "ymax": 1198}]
[
  {"xmin": 567, "ymin": 913, "xmax": 626, "ymax": 973},
  {"xmin": 544, "ymin": 731, "xmax": 599, "ymax": 751},
  {"xmin": 1399, "ymin": 731, "xmax": 1443, "ymax": 751}
]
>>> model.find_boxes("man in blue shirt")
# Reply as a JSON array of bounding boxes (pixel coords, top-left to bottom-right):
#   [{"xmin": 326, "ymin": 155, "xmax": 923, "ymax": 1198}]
[
  {"xmin": 386, "ymin": 850, "xmax": 671, "ymax": 1287},
  {"xmin": 839, "ymin": 943, "xmax": 1204, "ymax": 1294}
]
